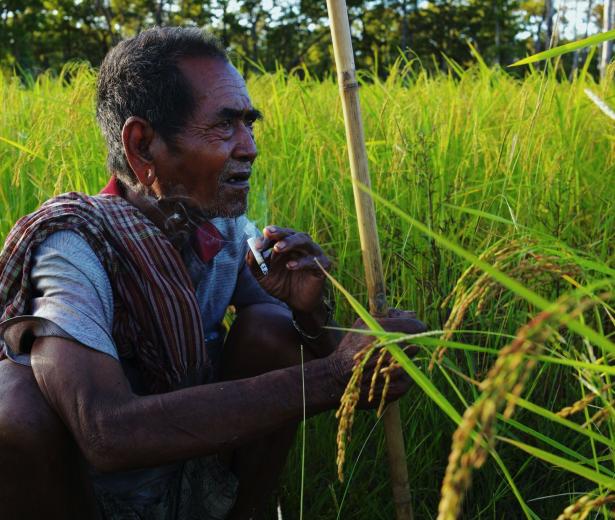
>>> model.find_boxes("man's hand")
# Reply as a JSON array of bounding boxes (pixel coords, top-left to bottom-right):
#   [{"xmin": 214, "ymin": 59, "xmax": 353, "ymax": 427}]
[
  {"xmin": 246, "ymin": 225, "xmax": 331, "ymax": 313},
  {"xmin": 326, "ymin": 310, "xmax": 427, "ymax": 408}
]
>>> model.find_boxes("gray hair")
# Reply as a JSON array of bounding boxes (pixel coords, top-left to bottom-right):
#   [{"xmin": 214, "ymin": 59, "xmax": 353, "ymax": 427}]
[{"xmin": 96, "ymin": 27, "xmax": 228, "ymax": 187}]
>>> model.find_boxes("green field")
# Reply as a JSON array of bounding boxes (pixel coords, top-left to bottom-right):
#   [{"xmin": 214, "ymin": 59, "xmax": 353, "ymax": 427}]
[{"xmin": 1, "ymin": 62, "xmax": 614, "ymax": 519}]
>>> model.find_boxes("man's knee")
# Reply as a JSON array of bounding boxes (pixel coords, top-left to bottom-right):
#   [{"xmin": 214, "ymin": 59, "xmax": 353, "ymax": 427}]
[
  {"xmin": 0, "ymin": 360, "xmax": 68, "ymax": 448},
  {"xmin": 222, "ymin": 304, "xmax": 309, "ymax": 379},
  {"xmin": 0, "ymin": 361, "xmax": 74, "ymax": 493}
]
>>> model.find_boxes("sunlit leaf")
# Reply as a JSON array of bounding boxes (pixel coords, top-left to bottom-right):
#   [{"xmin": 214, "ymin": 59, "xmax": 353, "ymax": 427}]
[{"xmin": 510, "ymin": 30, "xmax": 615, "ymax": 67}]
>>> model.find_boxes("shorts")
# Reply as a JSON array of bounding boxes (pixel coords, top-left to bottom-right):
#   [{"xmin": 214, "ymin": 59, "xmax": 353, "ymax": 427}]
[{"xmin": 95, "ymin": 456, "xmax": 238, "ymax": 520}]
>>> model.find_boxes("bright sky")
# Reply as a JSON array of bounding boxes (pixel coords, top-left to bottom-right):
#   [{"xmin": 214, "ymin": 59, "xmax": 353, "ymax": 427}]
[{"xmin": 557, "ymin": 0, "xmax": 601, "ymax": 39}]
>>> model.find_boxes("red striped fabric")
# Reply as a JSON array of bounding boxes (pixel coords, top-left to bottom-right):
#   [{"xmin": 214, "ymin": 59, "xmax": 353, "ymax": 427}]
[
  {"xmin": 0, "ymin": 192, "xmax": 208, "ymax": 392},
  {"xmin": 100, "ymin": 176, "xmax": 223, "ymax": 263}
]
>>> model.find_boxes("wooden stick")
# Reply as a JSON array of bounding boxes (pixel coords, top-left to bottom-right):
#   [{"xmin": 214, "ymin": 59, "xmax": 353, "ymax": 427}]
[{"xmin": 325, "ymin": 0, "xmax": 413, "ymax": 518}]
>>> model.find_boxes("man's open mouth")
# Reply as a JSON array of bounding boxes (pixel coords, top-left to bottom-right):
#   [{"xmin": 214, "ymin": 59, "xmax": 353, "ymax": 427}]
[{"xmin": 223, "ymin": 172, "xmax": 251, "ymax": 188}]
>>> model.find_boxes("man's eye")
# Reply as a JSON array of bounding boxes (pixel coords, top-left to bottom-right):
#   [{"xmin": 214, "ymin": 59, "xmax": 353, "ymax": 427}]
[
  {"xmin": 218, "ymin": 119, "xmax": 233, "ymax": 130},
  {"xmin": 245, "ymin": 117, "xmax": 257, "ymax": 130}
]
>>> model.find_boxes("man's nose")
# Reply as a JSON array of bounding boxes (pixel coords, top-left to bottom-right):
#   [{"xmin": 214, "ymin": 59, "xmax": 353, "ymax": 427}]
[{"xmin": 234, "ymin": 123, "xmax": 257, "ymax": 163}]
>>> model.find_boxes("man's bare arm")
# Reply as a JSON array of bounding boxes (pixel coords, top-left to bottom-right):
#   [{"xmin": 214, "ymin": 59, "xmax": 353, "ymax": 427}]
[
  {"xmin": 31, "ymin": 313, "xmax": 421, "ymax": 474},
  {"xmin": 31, "ymin": 336, "xmax": 342, "ymax": 473}
]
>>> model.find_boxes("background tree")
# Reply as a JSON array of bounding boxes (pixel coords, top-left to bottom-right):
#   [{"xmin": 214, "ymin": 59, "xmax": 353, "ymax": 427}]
[
  {"xmin": 0, "ymin": 0, "xmax": 611, "ymax": 79},
  {"xmin": 600, "ymin": 0, "xmax": 614, "ymax": 77}
]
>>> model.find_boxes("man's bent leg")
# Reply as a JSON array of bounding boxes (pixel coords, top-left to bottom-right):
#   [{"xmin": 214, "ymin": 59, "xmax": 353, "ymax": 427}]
[
  {"xmin": 0, "ymin": 360, "xmax": 98, "ymax": 519},
  {"xmin": 222, "ymin": 304, "xmax": 313, "ymax": 520}
]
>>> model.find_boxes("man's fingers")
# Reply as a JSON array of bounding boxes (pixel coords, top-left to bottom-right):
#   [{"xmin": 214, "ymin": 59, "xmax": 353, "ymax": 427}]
[
  {"xmin": 258, "ymin": 227, "xmax": 324, "ymax": 261},
  {"xmin": 402, "ymin": 344, "xmax": 419, "ymax": 357},
  {"xmin": 249, "ymin": 226, "xmax": 295, "ymax": 253},
  {"xmin": 259, "ymin": 228, "xmax": 332, "ymax": 275},
  {"xmin": 252, "ymin": 235, "xmax": 274, "ymax": 253},
  {"xmin": 285, "ymin": 255, "xmax": 331, "ymax": 273},
  {"xmin": 377, "ymin": 316, "xmax": 428, "ymax": 335},
  {"xmin": 387, "ymin": 308, "xmax": 417, "ymax": 319},
  {"xmin": 262, "ymin": 225, "xmax": 296, "ymax": 242},
  {"xmin": 349, "ymin": 317, "xmax": 367, "ymax": 330},
  {"xmin": 271, "ymin": 232, "xmax": 321, "ymax": 256}
]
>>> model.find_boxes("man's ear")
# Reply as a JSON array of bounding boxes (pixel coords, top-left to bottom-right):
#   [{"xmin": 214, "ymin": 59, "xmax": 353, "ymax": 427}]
[{"xmin": 121, "ymin": 116, "xmax": 157, "ymax": 187}]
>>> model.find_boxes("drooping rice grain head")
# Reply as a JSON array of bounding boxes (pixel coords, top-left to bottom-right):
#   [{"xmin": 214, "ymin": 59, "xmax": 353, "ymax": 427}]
[
  {"xmin": 582, "ymin": 402, "xmax": 615, "ymax": 429},
  {"xmin": 556, "ymin": 384, "xmax": 613, "ymax": 418},
  {"xmin": 377, "ymin": 360, "xmax": 400, "ymax": 418},
  {"xmin": 335, "ymin": 343, "xmax": 374, "ymax": 482},
  {"xmin": 368, "ymin": 348, "xmax": 388, "ymax": 404},
  {"xmin": 434, "ymin": 237, "xmax": 583, "ymax": 369},
  {"xmin": 556, "ymin": 493, "xmax": 615, "ymax": 520},
  {"xmin": 336, "ymin": 344, "xmax": 407, "ymax": 480}
]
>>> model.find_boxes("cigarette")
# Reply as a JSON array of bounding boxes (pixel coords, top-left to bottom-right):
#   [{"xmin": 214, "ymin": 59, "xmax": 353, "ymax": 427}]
[{"xmin": 247, "ymin": 236, "xmax": 269, "ymax": 275}]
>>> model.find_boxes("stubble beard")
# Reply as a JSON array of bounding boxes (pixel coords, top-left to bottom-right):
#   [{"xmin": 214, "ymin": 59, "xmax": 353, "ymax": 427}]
[
  {"xmin": 153, "ymin": 161, "xmax": 249, "ymax": 225},
  {"xmin": 211, "ymin": 159, "xmax": 250, "ymax": 218}
]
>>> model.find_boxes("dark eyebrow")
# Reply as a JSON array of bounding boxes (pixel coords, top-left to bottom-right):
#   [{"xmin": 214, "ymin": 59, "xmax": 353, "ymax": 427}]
[{"xmin": 217, "ymin": 107, "xmax": 263, "ymax": 121}]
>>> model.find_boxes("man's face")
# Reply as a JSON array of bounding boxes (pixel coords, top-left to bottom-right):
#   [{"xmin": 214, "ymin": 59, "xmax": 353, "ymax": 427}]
[{"xmin": 153, "ymin": 57, "xmax": 259, "ymax": 218}]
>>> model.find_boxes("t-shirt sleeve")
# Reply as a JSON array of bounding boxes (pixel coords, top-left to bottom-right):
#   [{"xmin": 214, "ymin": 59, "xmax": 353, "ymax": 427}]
[{"xmin": 0, "ymin": 230, "xmax": 118, "ymax": 365}]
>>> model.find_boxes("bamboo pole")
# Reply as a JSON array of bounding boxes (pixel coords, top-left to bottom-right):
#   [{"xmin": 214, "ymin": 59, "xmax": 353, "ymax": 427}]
[
  {"xmin": 325, "ymin": 0, "xmax": 413, "ymax": 518},
  {"xmin": 601, "ymin": 0, "xmax": 614, "ymax": 80}
]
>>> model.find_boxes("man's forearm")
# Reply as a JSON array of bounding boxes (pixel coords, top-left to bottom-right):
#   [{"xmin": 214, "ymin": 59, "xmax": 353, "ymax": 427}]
[
  {"xmin": 141, "ymin": 360, "xmax": 338, "ymax": 462},
  {"xmin": 33, "ymin": 338, "xmax": 341, "ymax": 474}
]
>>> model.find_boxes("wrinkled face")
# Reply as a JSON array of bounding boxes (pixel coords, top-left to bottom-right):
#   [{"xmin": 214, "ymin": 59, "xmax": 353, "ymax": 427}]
[{"xmin": 153, "ymin": 57, "xmax": 260, "ymax": 218}]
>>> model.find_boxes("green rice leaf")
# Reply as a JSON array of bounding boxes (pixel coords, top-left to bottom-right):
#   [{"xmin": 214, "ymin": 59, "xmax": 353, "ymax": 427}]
[
  {"xmin": 317, "ymin": 263, "xmax": 383, "ymax": 332},
  {"xmin": 498, "ymin": 437, "xmax": 615, "ymax": 490},
  {"xmin": 511, "ymin": 396, "xmax": 615, "ymax": 449},
  {"xmin": 442, "ymin": 203, "xmax": 514, "ymax": 225},
  {"xmin": 501, "ymin": 416, "xmax": 615, "ymax": 478},
  {"xmin": 532, "ymin": 355, "xmax": 615, "ymax": 376},
  {"xmin": 510, "ymin": 30, "xmax": 615, "ymax": 67},
  {"xmin": 387, "ymin": 342, "xmax": 462, "ymax": 423},
  {"xmin": 0, "ymin": 135, "xmax": 47, "ymax": 162}
]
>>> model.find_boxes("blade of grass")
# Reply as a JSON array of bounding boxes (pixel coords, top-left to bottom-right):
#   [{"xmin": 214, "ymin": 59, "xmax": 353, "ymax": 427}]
[
  {"xmin": 501, "ymin": 416, "xmax": 615, "ymax": 478},
  {"xmin": 512, "ymin": 396, "xmax": 615, "ymax": 449},
  {"xmin": 510, "ymin": 29, "xmax": 615, "ymax": 66},
  {"xmin": 498, "ymin": 437, "xmax": 615, "ymax": 491},
  {"xmin": 0, "ymin": 135, "xmax": 47, "ymax": 162}
]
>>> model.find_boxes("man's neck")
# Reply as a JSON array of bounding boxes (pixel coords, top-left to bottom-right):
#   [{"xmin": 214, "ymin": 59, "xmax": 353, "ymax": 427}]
[{"xmin": 122, "ymin": 183, "xmax": 198, "ymax": 249}]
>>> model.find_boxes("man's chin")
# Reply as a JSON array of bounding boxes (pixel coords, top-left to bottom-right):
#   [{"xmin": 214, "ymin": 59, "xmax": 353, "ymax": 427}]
[
  {"xmin": 213, "ymin": 199, "xmax": 248, "ymax": 219},
  {"xmin": 157, "ymin": 188, "xmax": 248, "ymax": 220},
  {"xmin": 192, "ymin": 194, "xmax": 248, "ymax": 220}
]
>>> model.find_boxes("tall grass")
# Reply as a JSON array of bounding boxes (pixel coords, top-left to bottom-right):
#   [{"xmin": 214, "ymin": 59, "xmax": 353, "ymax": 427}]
[{"xmin": 0, "ymin": 61, "xmax": 613, "ymax": 518}]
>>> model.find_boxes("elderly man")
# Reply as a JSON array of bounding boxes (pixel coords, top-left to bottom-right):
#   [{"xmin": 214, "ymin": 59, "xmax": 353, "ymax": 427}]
[{"xmin": 0, "ymin": 27, "xmax": 425, "ymax": 519}]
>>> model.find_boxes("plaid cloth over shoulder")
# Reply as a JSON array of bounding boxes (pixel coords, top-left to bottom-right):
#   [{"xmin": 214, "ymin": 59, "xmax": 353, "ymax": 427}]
[{"xmin": 0, "ymin": 192, "xmax": 209, "ymax": 392}]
